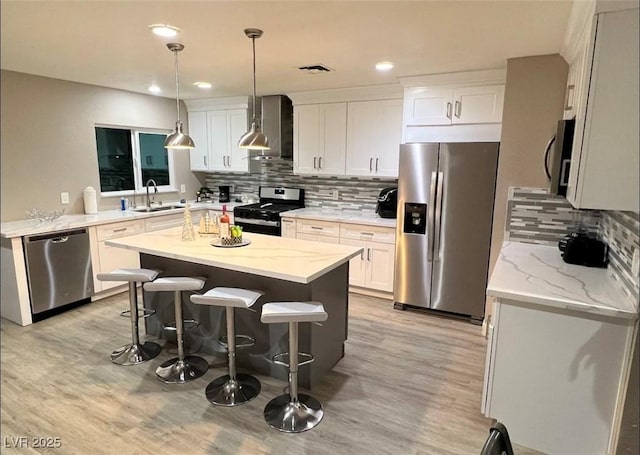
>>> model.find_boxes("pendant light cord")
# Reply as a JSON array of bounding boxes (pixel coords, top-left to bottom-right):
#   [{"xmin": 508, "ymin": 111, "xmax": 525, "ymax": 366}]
[
  {"xmin": 251, "ymin": 36, "xmax": 257, "ymax": 125},
  {"xmin": 174, "ymin": 49, "xmax": 181, "ymax": 123}
]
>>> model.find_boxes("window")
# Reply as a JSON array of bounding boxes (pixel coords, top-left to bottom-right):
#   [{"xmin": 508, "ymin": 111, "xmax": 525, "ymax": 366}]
[{"xmin": 95, "ymin": 126, "xmax": 176, "ymax": 195}]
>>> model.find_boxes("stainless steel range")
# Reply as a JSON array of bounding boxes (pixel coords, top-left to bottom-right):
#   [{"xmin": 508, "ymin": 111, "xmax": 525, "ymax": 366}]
[{"xmin": 233, "ymin": 186, "xmax": 304, "ymax": 236}]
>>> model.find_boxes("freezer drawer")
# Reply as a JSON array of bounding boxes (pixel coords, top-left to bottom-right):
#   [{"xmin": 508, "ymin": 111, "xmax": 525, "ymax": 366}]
[{"xmin": 23, "ymin": 228, "xmax": 94, "ymax": 314}]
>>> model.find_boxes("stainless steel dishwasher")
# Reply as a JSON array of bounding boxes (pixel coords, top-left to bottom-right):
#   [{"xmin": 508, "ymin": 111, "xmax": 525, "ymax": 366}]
[{"xmin": 23, "ymin": 228, "xmax": 94, "ymax": 315}]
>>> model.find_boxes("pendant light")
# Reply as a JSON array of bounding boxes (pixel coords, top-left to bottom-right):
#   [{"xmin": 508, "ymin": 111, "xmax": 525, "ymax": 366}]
[
  {"xmin": 164, "ymin": 43, "xmax": 195, "ymax": 150},
  {"xmin": 238, "ymin": 28, "xmax": 270, "ymax": 151}
]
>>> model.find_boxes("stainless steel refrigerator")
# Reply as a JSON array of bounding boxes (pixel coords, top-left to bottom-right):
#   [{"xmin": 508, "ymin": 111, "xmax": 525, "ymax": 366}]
[{"xmin": 393, "ymin": 142, "xmax": 499, "ymax": 323}]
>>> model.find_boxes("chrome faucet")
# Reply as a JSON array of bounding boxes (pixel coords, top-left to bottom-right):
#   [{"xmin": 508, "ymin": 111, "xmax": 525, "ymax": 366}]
[{"xmin": 145, "ymin": 179, "xmax": 158, "ymax": 207}]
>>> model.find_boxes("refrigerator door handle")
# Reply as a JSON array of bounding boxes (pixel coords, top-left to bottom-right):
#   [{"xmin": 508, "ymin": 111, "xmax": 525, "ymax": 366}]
[
  {"xmin": 433, "ymin": 171, "xmax": 444, "ymax": 261},
  {"xmin": 427, "ymin": 171, "xmax": 437, "ymax": 262}
]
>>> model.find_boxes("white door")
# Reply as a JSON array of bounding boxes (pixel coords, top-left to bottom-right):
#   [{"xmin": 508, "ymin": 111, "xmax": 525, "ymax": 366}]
[
  {"xmin": 319, "ymin": 103, "xmax": 347, "ymax": 175},
  {"xmin": 294, "ymin": 105, "xmax": 321, "ymax": 174},
  {"xmin": 403, "ymin": 87, "xmax": 454, "ymax": 126},
  {"xmin": 340, "ymin": 238, "xmax": 366, "ymax": 287},
  {"xmin": 452, "ymin": 85, "xmax": 505, "ymax": 124},
  {"xmin": 207, "ymin": 110, "xmax": 228, "ymax": 171},
  {"xmin": 227, "ymin": 109, "xmax": 249, "ymax": 172},
  {"xmin": 188, "ymin": 111, "xmax": 209, "ymax": 171},
  {"xmin": 366, "ymin": 241, "xmax": 395, "ymax": 292},
  {"xmin": 372, "ymin": 99, "xmax": 403, "ymax": 177}
]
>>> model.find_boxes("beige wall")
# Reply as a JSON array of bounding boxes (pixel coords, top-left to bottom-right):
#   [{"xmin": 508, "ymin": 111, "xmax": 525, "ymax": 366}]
[
  {"xmin": 487, "ymin": 54, "xmax": 568, "ymax": 313},
  {"xmin": 0, "ymin": 70, "xmax": 202, "ymax": 221}
]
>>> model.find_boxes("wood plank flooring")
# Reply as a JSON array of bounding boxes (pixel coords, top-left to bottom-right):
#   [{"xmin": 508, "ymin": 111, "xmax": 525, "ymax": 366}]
[{"xmin": 1, "ymin": 292, "xmax": 542, "ymax": 454}]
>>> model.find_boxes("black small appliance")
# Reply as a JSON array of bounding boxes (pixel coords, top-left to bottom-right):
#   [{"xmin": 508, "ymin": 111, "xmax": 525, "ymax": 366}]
[
  {"xmin": 376, "ymin": 187, "xmax": 398, "ymax": 219},
  {"xmin": 558, "ymin": 232, "xmax": 609, "ymax": 268},
  {"xmin": 545, "ymin": 119, "xmax": 575, "ymax": 197},
  {"xmin": 218, "ymin": 185, "xmax": 230, "ymax": 203},
  {"xmin": 196, "ymin": 186, "xmax": 214, "ymax": 202}
]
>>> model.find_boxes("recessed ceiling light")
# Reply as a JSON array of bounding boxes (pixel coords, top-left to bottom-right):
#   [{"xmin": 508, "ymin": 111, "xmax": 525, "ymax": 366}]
[
  {"xmin": 148, "ymin": 85, "xmax": 161, "ymax": 93},
  {"xmin": 193, "ymin": 81, "xmax": 212, "ymax": 89},
  {"xmin": 375, "ymin": 61, "xmax": 394, "ymax": 71},
  {"xmin": 147, "ymin": 24, "xmax": 181, "ymax": 37}
]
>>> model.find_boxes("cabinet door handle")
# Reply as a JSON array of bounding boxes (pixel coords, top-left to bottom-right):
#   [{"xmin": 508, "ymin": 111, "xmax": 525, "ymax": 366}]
[
  {"xmin": 313, "ymin": 157, "xmax": 318, "ymax": 169},
  {"xmin": 375, "ymin": 158, "xmax": 379, "ymax": 172},
  {"xmin": 360, "ymin": 250, "xmax": 364, "ymax": 260},
  {"xmin": 227, "ymin": 155, "xmax": 231, "ymax": 167},
  {"xmin": 565, "ymin": 84, "xmax": 575, "ymax": 111},
  {"xmin": 310, "ymin": 226, "xmax": 323, "ymax": 230},
  {"xmin": 361, "ymin": 232, "xmax": 374, "ymax": 236},
  {"xmin": 113, "ymin": 227, "xmax": 127, "ymax": 233},
  {"xmin": 454, "ymin": 101, "xmax": 461, "ymax": 118},
  {"xmin": 446, "ymin": 102, "xmax": 452, "ymax": 119},
  {"xmin": 367, "ymin": 248, "xmax": 371, "ymax": 261},
  {"xmin": 204, "ymin": 156, "xmax": 207, "ymax": 167},
  {"xmin": 369, "ymin": 157, "xmax": 373, "ymax": 171},
  {"xmin": 318, "ymin": 157, "xmax": 323, "ymax": 169}
]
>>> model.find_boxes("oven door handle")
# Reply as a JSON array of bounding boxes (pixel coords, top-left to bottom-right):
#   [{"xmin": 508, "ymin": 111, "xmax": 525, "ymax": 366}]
[{"xmin": 234, "ymin": 217, "xmax": 280, "ymax": 227}]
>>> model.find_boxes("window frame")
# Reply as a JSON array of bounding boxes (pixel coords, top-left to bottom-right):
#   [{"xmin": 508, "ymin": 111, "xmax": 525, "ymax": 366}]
[{"xmin": 95, "ymin": 124, "xmax": 177, "ymax": 198}]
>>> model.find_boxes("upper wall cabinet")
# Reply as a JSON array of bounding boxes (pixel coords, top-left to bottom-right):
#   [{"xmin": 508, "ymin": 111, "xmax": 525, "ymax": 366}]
[
  {"xmin": 185, "ymin": 97, "xmax": 253, "ymax": 173},
  {"xmin": 399, "ymin": 69, "xmax": 506, "ymax": 143},
  {"xmin": 346, "ymin": 99, "xmax": 403, "ymax": 178},
  {"xmin": 289, "ymin": 85, "xmax": 404, "ymax": 178},
  {"xmin": 294, "ymin": 103, "xmax": 347, "ymax": 175},
  {"xmin": 563, "ymin": 3, "xmax": 639, "ymax": 211}
]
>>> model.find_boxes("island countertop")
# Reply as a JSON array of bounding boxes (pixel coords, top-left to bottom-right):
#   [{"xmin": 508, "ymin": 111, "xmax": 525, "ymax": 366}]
[
  {"xmin": 487, "ymin": 241, "xmax": 638, "ymax": 319},
  {"xmin": 106, "ymin": 227, "xmax": 363, "ymax": 284}
]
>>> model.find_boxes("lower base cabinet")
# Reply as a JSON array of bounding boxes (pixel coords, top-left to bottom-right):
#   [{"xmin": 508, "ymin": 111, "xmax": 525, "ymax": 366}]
[{"xmin": 482, "ymin": 298, "xmax": 637, "ymax": 455}]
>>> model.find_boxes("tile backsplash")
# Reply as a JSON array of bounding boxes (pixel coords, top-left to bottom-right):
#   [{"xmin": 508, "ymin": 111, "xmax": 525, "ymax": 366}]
[
  {"xmin": 505, "ymin": 187, "xmax": 639, "ymax": 302},
  {"xmin": 203, "ymin": 159, "xmax": 397, "ymax": 212}
]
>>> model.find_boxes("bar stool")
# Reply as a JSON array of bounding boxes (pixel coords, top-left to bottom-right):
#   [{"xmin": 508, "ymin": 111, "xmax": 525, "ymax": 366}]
[
  {"xmin": 143, "ymin": 277, "xmax": 208, "ymax": 384},
  {"xmin": 260, "ymin": 301, "xmax": 328, "ymax": 433},
  {"xmin": 191, "ymin": 287, "xmax": 264, "ymax": 406},
  {"xmin": 97, "ymin": 268, "xmax": 162, "ymax": 365}
]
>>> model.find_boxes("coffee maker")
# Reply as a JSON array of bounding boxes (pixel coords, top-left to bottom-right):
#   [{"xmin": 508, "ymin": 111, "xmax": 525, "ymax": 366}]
[{"xmin": 218, "ymin": 185, "xmax": 231, "ymax": 203}]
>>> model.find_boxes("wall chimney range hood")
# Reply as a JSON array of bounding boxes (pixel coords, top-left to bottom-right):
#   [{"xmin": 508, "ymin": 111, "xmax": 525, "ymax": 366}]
[{"xmin": 248, "ymin": 95, "xmax": 293, "ymax": 165}]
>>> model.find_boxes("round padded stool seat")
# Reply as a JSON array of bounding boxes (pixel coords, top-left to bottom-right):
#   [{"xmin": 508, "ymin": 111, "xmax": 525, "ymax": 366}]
[
  {"xmin": 191, "ymin": 287, "xmax": 263, "ymax": 406},
  {"xmin": 260, "ymin": 301, "xmax": 328, "ymax": 433},
  {"xmin": 98, "ymin": 268, "xmax": 161, "ymax": 365},
  {"xmin": 144, "ymin": 276, "xmax": 207, "ymax": 384}
]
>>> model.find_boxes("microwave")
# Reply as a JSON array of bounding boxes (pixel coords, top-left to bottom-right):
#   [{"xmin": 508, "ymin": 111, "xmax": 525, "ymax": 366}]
[{"xmin": 545, "ymin": 118, "xmax": 575, "ymax": 197}]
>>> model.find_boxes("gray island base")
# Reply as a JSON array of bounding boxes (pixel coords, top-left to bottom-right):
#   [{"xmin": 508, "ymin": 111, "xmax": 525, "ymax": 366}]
[{"xmin": 141, "ymin": 254, "xmax": 349, "ymax": 389}]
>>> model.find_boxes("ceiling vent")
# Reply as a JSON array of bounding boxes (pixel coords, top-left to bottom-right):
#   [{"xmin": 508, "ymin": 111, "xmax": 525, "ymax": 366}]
[{"xmin": 297, "ymin": 64, "xmax": 334, "ymax": 74}]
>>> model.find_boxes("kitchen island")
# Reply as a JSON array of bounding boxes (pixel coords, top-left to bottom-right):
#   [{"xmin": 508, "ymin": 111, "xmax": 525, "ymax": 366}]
[{"xmin": 106, "ymin": 227, "xmax": 363, "ymax": 388}]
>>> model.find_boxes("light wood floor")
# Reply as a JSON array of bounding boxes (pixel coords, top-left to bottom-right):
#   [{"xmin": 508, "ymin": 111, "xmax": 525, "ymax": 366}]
[{"xmin": 1, "ymin": 292, "xmax": 542, "ymax": 454}]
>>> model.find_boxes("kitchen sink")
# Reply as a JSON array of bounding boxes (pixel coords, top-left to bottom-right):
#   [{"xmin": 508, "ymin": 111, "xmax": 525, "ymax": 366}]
[{"xmin": 133, "ymin": 205, "xmax": 184, "ymax": 213}]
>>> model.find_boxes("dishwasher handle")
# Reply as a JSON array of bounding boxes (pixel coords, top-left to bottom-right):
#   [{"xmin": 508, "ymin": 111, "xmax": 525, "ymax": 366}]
[{"xmin": 25, "ymin": 228, "xmax": 88, "ymax": 243}]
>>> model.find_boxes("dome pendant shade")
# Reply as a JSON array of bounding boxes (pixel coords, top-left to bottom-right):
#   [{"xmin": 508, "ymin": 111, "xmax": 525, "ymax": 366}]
[
  {"xmin": 239, "ymin": 28, "xmax": 270, "ymax": 151},
  {"xmin": 238, "ymin": 121, "xmax": 269, "ymax": 150},
  {"xmin": 165, "ymin": 121, "xmax": 195, "ymax": 149},
  {"xmin": 165, "ymin": 43, "xmax": 194, "ymax": 150}
]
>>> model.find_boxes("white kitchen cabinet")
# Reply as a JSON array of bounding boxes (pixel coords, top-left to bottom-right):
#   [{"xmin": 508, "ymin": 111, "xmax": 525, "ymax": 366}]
[
  {"xmin": 297, "ymin": 233, "xmax": 341, "ymax": 244},
  {"xmin": 565, "ymin": 7, "xmax": 639, "ymax": 211},
  {"xmin": 186, "ymin": 97, "xmax": 252, "ymax": 173},
  {"xmin": 404, "ymin": 85, "xmax": 504, "ymax": 127},
  {"xmin": 339, "ymin": 224, "xmax": 395, "ymax": 292},
  {"xmin": 92, "ymin": 220, "xmax": 145, "ymax": 292},
  {"xmin": 295, "ymin": 219, "xmax": 340, "ymax": 239},
  {"xmin": 281, "ymin": 218, "xmax": 296, "ymax": 238},
  {"xmin": 293, "ymin": 103, "xmax": 347, "ymax": 175},
  {"xmin": 188, "ymin": 111, "xmax": 209, "ymax": 171},
  {"xmin": 483, "ymin": 297, "xmax": 637, "ymax": 455},
  {"xmin": 346, "ymin": 99, "xmax": 403, "ymax": 178}
]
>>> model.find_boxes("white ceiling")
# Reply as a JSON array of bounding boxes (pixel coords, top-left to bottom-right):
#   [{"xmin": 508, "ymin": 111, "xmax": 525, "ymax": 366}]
[{"xmin": 1, "ymin": 1, "xmax": 573, "ymax": 101}]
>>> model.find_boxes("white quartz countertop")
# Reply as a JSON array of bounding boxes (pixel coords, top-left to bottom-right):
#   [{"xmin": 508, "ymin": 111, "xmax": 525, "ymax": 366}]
[
  {"xmin": 487, "ymin": 241, "xmax": 638, "ymax": 320},
  {"xmin": 281, "ymin": 208, "xmax": 397, "ymax": 228},
  {"xmin": 0, "ymin": 202, "xmax": 242, "ymax": 239},
  {"xmin": 106, "ymin": 226, "xmax": 363, "ymax": 284}
]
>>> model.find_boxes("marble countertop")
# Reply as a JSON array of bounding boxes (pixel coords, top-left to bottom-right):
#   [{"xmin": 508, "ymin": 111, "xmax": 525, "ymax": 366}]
[
  {"xmin": 281, "ymin": 208, "xmax": 397, "ymax": 228},
  {"xmin": 487, "ymin": 241, "xmax": 638, "ymax": 320},
  {"xmin": 106, "ymin": 226, "xmax": 363, "ymax": 284},
  {"xmin": 0, "ymin": 202, "xmax": 243, "ymax": 239}
]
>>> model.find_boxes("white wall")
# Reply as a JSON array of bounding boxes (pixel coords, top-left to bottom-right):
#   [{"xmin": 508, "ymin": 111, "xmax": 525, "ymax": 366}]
[{"xmin": 0, "ymin": 70, "xmax": 202, "ymax": 221}]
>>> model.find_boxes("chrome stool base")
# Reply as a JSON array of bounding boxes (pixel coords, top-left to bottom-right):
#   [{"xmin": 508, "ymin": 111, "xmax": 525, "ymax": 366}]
[
  {"xmin": 155, "ymin": 356, "xmax": 208, "ymax": 384},
  {"xmin": 110, "ymin": 341, "xmax": 162, "ymax": 366},
  {"xmin": 205, "ymin": 373, "xmax": 261, "ymax": 406},
  {"xmin": 264, "ymin": 394, "xmax": 324, "ymax": 433}
]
